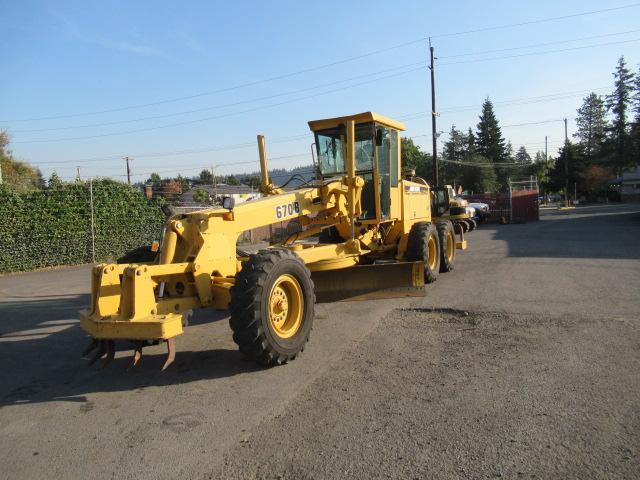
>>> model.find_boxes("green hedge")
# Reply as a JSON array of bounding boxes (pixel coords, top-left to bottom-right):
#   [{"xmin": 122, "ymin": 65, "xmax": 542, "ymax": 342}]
[{"xmin": 0, "ymin": 179, "xmax": 166, "ymax": 273}]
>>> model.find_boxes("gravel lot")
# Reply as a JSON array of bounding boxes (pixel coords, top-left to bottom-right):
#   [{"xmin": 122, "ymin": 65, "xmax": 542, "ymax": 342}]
[
  {"xmin": 1, "ymin": 204, "xmax": 639, "ymax": 479},
  {"xmin": 216, "ymin": 309, "xmax": 639, "ymax": 479}
]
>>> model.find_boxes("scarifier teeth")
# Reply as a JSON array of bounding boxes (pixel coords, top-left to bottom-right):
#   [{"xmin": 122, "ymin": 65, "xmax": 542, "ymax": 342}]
[
  {"xmin": 99, "ymin": 340, "xmax": 116, "ymax": 369},
  {"xmin": 82, "ymin": 338, "xmax": 99, "ymax": 357},
  {"xmin": 128, "ymin": 342, "xmax": 144, "ymax": 368},
  {"xmin": 161, "ymin": 338, "xmax": 176, "ymax": 371},
  {"xmin": 87, "ymin": 340, "xmax": 108, "ymax": 366}
]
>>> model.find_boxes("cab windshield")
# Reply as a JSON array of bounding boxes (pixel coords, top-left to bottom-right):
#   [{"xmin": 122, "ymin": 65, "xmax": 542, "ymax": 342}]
[{"xmin": 315, "ymin": 123, "xmax": 374, "ymax": 177}]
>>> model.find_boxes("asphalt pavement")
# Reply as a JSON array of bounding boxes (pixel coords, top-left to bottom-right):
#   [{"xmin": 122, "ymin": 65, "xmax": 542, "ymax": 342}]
[{"xmin": 1, "ymin": 204, "xmax": 639, "ymax": 479}]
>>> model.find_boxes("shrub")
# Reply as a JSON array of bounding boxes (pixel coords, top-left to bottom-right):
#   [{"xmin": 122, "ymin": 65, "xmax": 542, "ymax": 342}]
[{"xmin": 0, "ymin": 179, "xmax": 166, "ymax": 273}]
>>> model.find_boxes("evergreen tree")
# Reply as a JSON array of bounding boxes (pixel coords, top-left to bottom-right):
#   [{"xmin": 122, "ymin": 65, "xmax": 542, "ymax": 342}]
[
  {"xmin": 515, "ymin": 146, "xmax": 531, "ymax": 164},
  {"xmin": 48, "ymin": 172, "xmax": 62, "ymax": 189},
  {"xmin": 632, "ymin": 65, "xmax": 640, "ymax": 159},
  {"xmin": 198, "ymin": 169, "xmax": 213, "ymax": 184},
  {"xmin": 548, "ymin": 142, "xmax": 586, "ymax": 197},
  {"xmin": 532, "ymin": 151, "xmax": 554, "ymax": 193},
  {"xmin": 466, "ymin": 128, "xmax": 476, "ymax": 153},
  {"xmin": 459, "ymin": 154, "xmax": 499, "ymax": 194},
  {"xmin": 148, "ymin": 172, "xmax": 161, "ymax": 187},
  {"xmin": 442, "ymin": 126, "xmax": 468, "ymax": 162},
  {"xmin": 476, "ymin": 98, "xmax": 506, "ymax": 163},
  {"xmin": 174, "ymin": 174, "xmax": 189, "ymax": 192},
  {"xmin": 574, "ymin": 93, "xmax": 608, "ymax": 163},
  {"xmin": 441, "ymin": 125, "xmax": 468, "ymax": 185},
  {"xmin": 605, "ymin": 56, "xmax": 635, "ymax": 173}
]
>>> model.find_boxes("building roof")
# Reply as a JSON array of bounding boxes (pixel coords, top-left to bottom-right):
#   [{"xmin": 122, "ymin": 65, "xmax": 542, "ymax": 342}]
[
  {"xmin": 179, "ymin": 184, "xmax": 257, "ymax": 203},
  {"xmin": 307, "ymin": 111, "xmax": 406, "ymax": 132}
]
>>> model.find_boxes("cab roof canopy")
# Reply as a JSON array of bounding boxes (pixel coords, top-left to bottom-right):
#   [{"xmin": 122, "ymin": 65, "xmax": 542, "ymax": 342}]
[{"xmin": 307, "ymin": 111, "xmax": 406, "ymax": 133}]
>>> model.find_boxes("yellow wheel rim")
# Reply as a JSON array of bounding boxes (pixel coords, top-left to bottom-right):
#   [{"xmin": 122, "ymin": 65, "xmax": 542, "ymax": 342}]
[
  {"xmin": 268, "ymin": 274, "xmax": 303, "ymax": 339},
  {"xmin": 427, "ymin": 235, "xmax": 437, "ymax": 270},
  {"xmin": 446, "ymin": 231, "xmax": 454, "ymax": 261}
]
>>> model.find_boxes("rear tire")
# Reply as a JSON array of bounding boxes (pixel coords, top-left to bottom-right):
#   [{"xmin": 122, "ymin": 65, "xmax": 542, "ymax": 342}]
[
  {"xmin": 468, "ymin": 218, "xmax": 477, "ymax": 231},
  {"xmin": 436, "ymin": 221, "xmax": 455, "ymax": 273},
  {"xmin": 229, "ymin": 248, "xmax": 315, "ymax": 366},
  {"xmin": 406, "ymin": 222, "xmax": 440, "ymax": 284}
]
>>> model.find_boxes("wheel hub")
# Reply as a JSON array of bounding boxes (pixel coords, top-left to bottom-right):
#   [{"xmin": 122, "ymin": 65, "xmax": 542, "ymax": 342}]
[{"xmin": 268, "ymin": 274, "xmax": 303, "ymax": 339}]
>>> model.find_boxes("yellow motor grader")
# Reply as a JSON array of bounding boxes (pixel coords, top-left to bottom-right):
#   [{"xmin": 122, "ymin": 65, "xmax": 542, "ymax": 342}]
[{"xmin": 80, "ymin": 112, "xmax": 465, "ymax": 369}]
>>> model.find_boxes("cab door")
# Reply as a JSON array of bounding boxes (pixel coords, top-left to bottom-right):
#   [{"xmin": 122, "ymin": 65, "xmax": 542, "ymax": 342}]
[{"xmin": 374, "ymin": 125, "xmax": 399, "ymax": 220}]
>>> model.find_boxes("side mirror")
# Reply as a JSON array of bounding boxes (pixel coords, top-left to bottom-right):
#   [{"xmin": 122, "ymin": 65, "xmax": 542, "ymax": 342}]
[
  {"xmin": 222, "ymin": 197, "xmax": 235, "ymax": 210},
  {"xmin": 375, "ymin": 129, "xmax": 384, "ymax": 146}
]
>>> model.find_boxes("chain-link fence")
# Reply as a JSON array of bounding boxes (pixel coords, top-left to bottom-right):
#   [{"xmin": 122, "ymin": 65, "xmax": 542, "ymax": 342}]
[{"xmin": 0, "ymin": 179, "xmax": 166, "ymax": 273}]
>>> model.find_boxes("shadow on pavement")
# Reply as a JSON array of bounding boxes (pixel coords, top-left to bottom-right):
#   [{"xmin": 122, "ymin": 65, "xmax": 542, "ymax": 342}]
[
  {"xmin": 0, "ymin": 295, "xmax": 263, "ymax": 407},
  {"xmin": 492, "ymin": 206, "xmax": 640, "ymax": 260}
]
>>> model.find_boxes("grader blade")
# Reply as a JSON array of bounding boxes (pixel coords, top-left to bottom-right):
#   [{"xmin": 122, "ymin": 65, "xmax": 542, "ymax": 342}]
[{"xmin": 311, "ymin": 261, "xmax": 426, "ymax": 303}]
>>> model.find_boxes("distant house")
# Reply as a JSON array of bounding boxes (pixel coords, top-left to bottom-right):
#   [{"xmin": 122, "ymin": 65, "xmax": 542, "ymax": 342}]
[
  {"xmin": 619, "ymin": 166, "xmax": 640, "ymax": 202},
  {"xmin": 180, "ymin": 184, "xmax": 261, "ymax": 205}
]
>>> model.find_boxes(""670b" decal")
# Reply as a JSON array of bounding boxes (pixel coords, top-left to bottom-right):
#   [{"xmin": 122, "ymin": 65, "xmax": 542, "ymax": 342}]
[{"xmin": 275, "ymin": 201, "xmax": 300, "ymax": 219}]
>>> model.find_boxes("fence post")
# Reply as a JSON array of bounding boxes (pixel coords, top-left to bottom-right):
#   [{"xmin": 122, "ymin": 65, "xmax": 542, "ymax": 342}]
[
  {"xmin": 508, "ymin": 179, "xmax": 513, "ymax": 224},
  {"xmin": 89, "ymin": 179, "xmax": 96, "ymax": 263}
]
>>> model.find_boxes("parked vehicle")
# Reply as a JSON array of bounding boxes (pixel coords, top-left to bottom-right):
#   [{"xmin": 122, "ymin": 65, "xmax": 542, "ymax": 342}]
[{"xmin": 468, "ymin": 201, "xmax": 490, "ymax": 221}]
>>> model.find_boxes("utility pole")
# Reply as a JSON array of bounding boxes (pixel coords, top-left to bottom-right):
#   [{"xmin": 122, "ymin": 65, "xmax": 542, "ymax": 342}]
[
  {"xmin": 429, "ymin": 38, "xmax": 439, "ymax": 186},
  {"xmin": 211, "ymin": 164, "xmax": 219, "ymax": 200},
  {"xmin": 564, "ymin": 118, "xmax": 569, "ymax": 207},
  {"xmin": 124, "ymin": 156, "xmax": 132, "ymax": 185},
  {"xmin": 544, "ymin": 135, "xmax": 548, "ymax": 161}
]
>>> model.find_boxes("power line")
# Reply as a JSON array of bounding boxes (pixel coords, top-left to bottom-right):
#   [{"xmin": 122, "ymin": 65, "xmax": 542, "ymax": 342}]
[
  {"xmin": 32, "ymin": 115, "xmax": 571, "ymax": 170},
  {"xmin": 4, "ymin": 2, "xmax": 639, "ymax": 123},
  {"xmin": 438, "ymin": 38, "xmax": 640, "ymax": 66},
  {"xmin": 32, "ymin": 134, "xmax": 311, "ymax": 165},
  {"xmin": 438, "ymin": 29, "xmax": 640, "ymax": 58},
  {"xmin": 42, "ymin": 130, "xmax": 566, "ymax": 179},
  {"xmin": 430, "ymin": 3, "xmax": 640, "ymax": 39},
  {"xmin": 440, "ymin": 158, "xmax": 533, "ymax": 168},
  {"xmin": 398, "ymin": 87, "xmax": 610, "ymax": 121},
  {"xmin": 12, "ymin": 65, "xmax": 427, "ymax": 144},
  {"xmin": 52, "ymin": 154, "xmax": 316, "ymax": 181},
  {"xmin": 501, "ymin": 118, "xmax": 569, "ymax": 128},
  {"xmin": 1, "ymin": 45, "xmax": 429, "ymax": 124},
  {"xmin": 7, "ymin": 62, "xmax": 425, "ymax": 133},
  {"xmin": 15, "ymin": 31, "xmax": 630, "ymax": 144}
]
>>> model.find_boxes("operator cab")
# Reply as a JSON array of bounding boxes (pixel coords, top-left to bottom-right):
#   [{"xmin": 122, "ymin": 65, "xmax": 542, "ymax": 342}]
[
  {"xmin": 308, "ymin": 112, "xmax": 404, "ymax": 222},
  {"xmin": 431, "ymin": 186, "xmax": 449, "ymax": 217}
]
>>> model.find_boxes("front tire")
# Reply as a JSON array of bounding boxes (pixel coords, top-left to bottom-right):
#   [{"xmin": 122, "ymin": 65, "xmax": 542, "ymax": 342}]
[
  {"xmin": 437, "ymin": 221, "xmax": 455, "ymax": 273},
  {"xmin": 229, "ymin": 248, "xmax": 315, "ymax": 366},
  {"xmin": 406, "ymin": 222, "xmax": 440, "ymax": 283}
]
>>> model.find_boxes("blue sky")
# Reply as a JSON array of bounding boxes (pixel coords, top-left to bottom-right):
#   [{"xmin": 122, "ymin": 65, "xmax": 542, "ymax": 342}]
[{"xmin": 1, "ymin": 0, "xmax": 639, "ymax": 182}]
